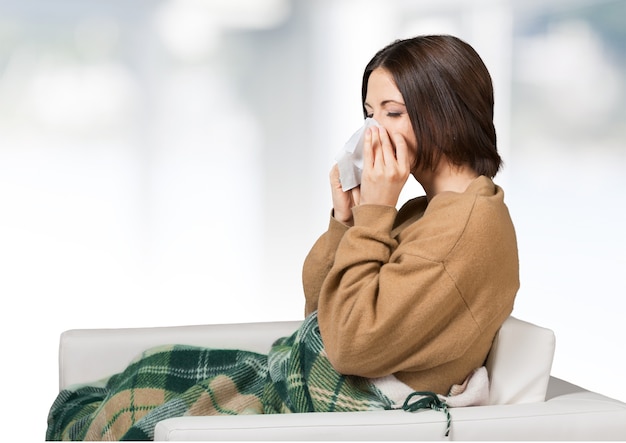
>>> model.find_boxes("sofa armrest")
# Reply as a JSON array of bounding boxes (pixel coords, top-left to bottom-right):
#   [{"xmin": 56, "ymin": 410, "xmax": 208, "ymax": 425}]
[
  {"xmin": 154, "ymin": 377, "xmax": 626, "ymax": 441},
  {"xmin": 59, "ymin": 315, "xmax": 555, "ymax": 405},
  {"xmin": 59, "ymin": 320, "xmax": 302, "ymax": 389},
  {"xmin": 485, "ymin": 316, "xmax": 556, "ymax": 404}
]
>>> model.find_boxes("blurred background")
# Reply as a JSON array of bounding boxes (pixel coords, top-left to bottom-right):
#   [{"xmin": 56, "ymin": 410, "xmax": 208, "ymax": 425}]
[{"xmin": 0, "ymin": 0, "xmax": 624, "ymax": 439}]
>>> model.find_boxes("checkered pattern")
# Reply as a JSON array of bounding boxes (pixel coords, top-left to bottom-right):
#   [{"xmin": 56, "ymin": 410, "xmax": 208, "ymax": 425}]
[
  {"xmin": 262, "ymin": 312, "xmax": 393, "ymax": 414},
  {"xmin": 46, "ymin": 313, "xmax": 407, "ymax": 441}
]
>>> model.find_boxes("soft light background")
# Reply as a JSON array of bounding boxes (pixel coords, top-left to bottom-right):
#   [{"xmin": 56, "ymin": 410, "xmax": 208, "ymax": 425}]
[{"xmin": 0, "ymin": 0, "xmax": 624, "ymax": 440}]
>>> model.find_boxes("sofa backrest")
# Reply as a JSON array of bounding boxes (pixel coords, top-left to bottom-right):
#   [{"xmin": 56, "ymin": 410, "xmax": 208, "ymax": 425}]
[{"xmin": 485, "ymin": 316, "xmax": 556, "ymax": 404}]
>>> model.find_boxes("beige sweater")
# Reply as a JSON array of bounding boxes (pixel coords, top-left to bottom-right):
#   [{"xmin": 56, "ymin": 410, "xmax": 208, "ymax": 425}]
[{"xmin": 302, "ymin": 176, "xmax": 519, "ymax": 395}]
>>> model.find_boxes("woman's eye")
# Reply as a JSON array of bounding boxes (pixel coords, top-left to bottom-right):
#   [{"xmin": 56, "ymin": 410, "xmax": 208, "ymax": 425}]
[{"xmin": 365, "ymin": 111, "xmax": 402, "ymax": 119}]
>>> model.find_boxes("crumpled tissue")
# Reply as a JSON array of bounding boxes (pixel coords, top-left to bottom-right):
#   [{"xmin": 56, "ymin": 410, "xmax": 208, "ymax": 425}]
[{"xmin": 335, "ymin": 117, "xmax": 380, "ymax": 191}]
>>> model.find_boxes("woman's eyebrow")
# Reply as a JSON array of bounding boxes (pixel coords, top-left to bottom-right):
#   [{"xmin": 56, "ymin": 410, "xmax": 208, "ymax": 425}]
[
  {"xmin": 364, "ymin": 100, "xmax": 406, "ymax": 108},
  {"xmin": 381, "ymin": 99, "xmax": 406, "ymax": 106}
]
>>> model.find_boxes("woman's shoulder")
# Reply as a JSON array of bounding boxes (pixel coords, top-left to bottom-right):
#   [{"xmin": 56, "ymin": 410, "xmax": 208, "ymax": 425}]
[
  {"xmin": 396, "ymin": 176, "xmax": 512, "ymax": 255},
  {"xmin": 425, "ymin": 176, "xmax": 506, "ymax": 217}
]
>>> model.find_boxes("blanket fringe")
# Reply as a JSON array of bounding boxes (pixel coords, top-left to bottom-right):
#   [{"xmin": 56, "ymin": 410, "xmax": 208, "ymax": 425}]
[{"xmin": 395, "ymin": 391, "xmax": 451, "ymax": 438}]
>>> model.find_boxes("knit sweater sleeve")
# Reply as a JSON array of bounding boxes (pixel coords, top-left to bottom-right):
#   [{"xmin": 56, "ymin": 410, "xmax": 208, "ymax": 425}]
[
  {"xmin": 302, "ymin": 213, "xmax": 350, "ymax": 316},
  {"xmin": 316, "ymin": 195, "xmax": 492, "ymax": 379}
]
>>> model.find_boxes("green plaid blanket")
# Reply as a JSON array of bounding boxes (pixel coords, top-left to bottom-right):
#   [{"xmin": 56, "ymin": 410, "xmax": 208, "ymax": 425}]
[{"xmin": 47, "ymin": 313, "xmax": 447, "ymax": 441}]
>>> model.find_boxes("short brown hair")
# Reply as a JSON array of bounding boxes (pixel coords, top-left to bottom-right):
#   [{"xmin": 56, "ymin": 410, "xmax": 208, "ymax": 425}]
[{"xmin": 362, "ymin": 35, "xmax": 502, "ymax": 177}]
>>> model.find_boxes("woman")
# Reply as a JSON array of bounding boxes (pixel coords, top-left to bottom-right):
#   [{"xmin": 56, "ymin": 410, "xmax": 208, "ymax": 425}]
[
  {"xmin": 47, "ymin": 35, "xmax": 518, "ymax": 441},
  {"xmin": 303, "ymin": 34, "xmax": 519, "ymax": 396}
]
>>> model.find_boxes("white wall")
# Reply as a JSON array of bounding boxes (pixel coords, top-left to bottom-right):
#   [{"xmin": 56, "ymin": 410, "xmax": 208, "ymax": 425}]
[{"xmin": 0, "ymin": 0, "xmax": 624, "ymax": 440}]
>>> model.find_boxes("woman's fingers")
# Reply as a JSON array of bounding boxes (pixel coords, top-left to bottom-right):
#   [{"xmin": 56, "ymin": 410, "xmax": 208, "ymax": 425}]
[
  {"xmin": 377, "ymin": 125, "xmax": 396, "ymax": 166},
  {"xmin": 329, "ymin": 164, "xmax": 355, "ymax": 225},
  {"xmin": 350, "ymin": 186, "xmax": 361, "ymax": 206},
  {"xmin": 358, "ymin": 126, "xmax": 412, "ymax": 207},
  {"xmin": 388, "ymin": 130, "xmax": 411, "ymax": 174},
  {"xmin": 363, "ymin": 126, "xmax": 375, "ymax": 168},
  {"xmin": 372, "ymin": 126, "xmax": 410, "ymax": 177}
]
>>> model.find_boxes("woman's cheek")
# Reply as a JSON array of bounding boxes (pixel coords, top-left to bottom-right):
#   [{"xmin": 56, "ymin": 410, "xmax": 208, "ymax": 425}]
[{"xmin": 406, "ymin": 137, "xmax": 418, "ymax": 168}]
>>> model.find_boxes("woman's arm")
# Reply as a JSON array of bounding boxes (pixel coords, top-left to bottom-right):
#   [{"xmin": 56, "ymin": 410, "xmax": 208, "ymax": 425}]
[
  {"xmin": 316, "ymin": 196, "xmax": 484, "ymax": 379},
  {"xmin": 301, "ymin": 214, "xmax": 349, "ymax": 316}
]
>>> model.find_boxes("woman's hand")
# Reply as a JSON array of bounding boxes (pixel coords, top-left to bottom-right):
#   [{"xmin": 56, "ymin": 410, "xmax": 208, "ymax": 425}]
[
  {"xmin": 359, "ymin": 126, "xmax": 411, "ymax": 207},
  {"xmin": 330, "ymin": 164, "xmax": 360, "ymax": 226}
]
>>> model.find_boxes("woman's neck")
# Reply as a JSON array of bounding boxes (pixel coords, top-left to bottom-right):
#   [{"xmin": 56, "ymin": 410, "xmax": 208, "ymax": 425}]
[{"xmin": 416, "ymin": 161, "xmax": 479, "ymax": 201}]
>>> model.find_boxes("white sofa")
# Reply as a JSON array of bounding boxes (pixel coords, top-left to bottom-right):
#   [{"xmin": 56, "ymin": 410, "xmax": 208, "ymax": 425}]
[{"xmin": 57, "ymin": 316, "xmax": 626, "ymax": 440}]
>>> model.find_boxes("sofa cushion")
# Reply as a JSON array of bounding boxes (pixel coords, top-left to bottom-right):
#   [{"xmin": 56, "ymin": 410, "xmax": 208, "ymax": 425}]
[{"xmin": 485, "ymin": 316, "xmax": 556, "ymax": 404}]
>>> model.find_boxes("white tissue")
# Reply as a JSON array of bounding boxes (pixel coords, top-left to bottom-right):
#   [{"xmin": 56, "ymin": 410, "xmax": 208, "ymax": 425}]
[{"xmin": 335, "ymin": 117, "xmax": 380, "ymax": 191}]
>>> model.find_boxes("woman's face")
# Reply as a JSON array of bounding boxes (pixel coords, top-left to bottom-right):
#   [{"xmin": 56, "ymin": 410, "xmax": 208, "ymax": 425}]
[{"xmin": 363, "ymin": 68, "xmax": 417, "ymax": 167}]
